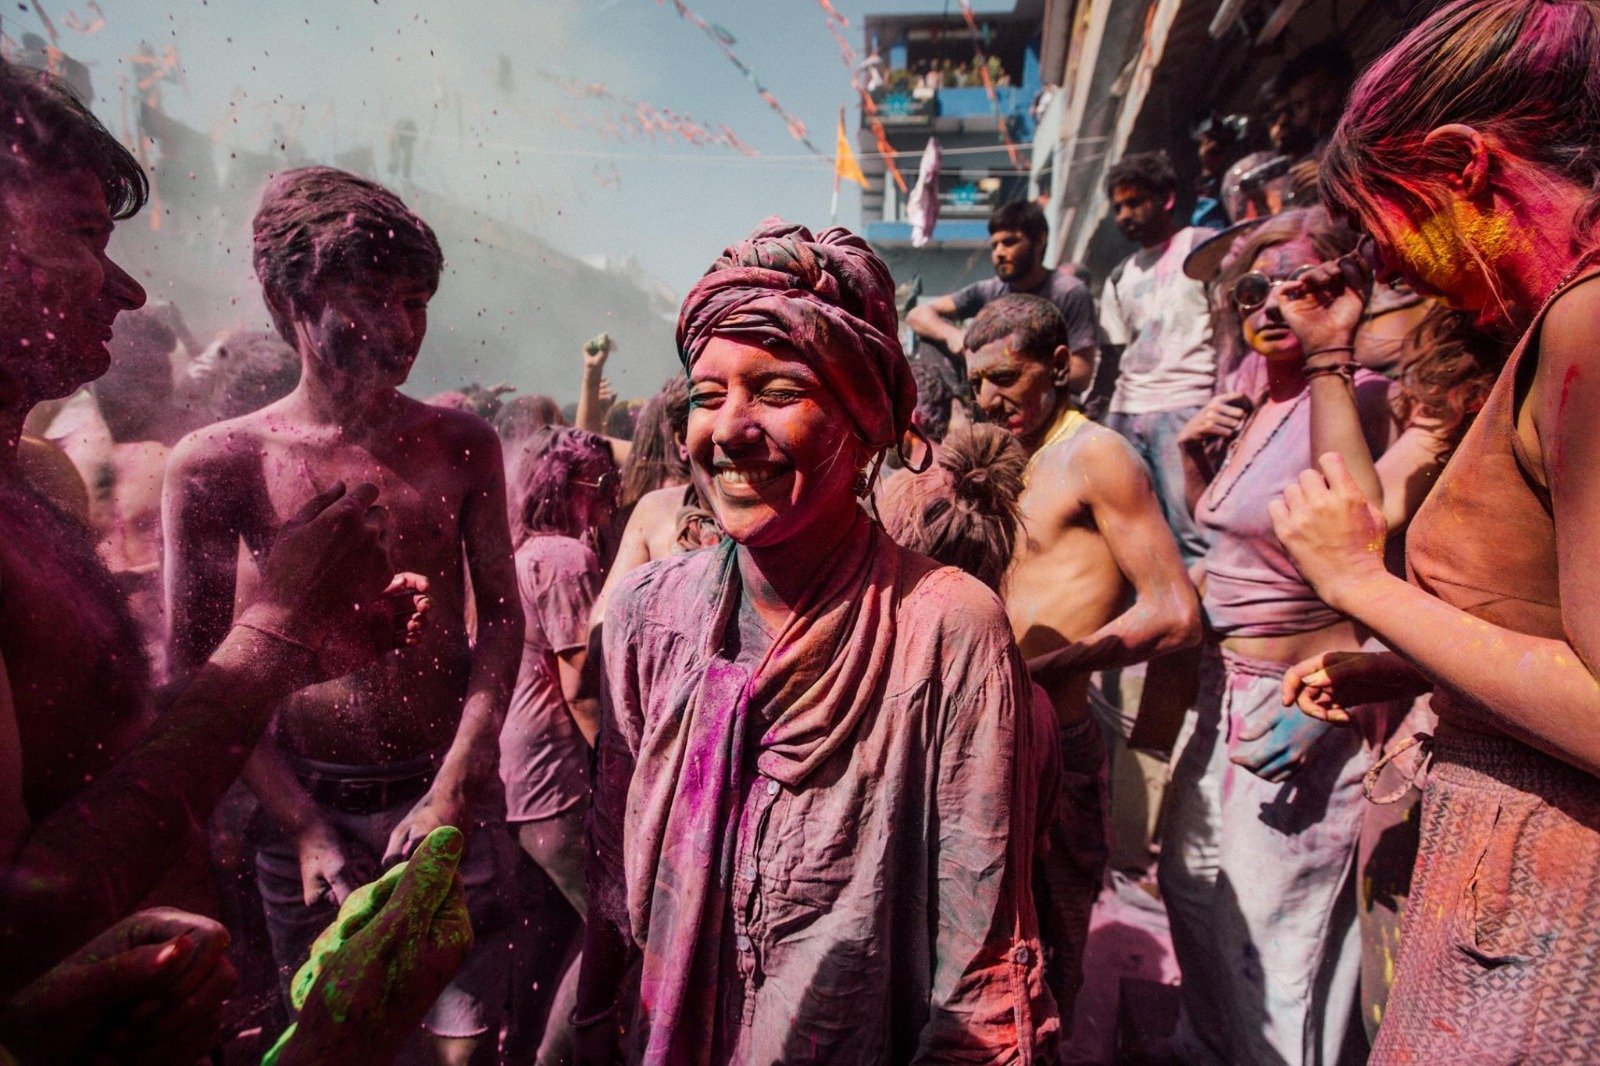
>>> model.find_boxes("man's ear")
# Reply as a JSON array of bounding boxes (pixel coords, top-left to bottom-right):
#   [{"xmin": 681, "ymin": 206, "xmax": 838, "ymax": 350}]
[
  {"xmin": 1050, "ymin": 344, "xmax": 1072, "ymax": 387},
  {"xmin": 674, "ymin": 431, "xmax": 689, "ymax": 464},
  {"xmin": 1421, "ymin": 124, "xmax": 1490, "ymax": 199}
]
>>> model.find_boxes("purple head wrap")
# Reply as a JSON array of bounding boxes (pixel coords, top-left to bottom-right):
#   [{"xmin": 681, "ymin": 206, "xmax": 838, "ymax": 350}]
[{"xmin": 676, "ymin": 218, "xmax": 916, "ymax": 451}]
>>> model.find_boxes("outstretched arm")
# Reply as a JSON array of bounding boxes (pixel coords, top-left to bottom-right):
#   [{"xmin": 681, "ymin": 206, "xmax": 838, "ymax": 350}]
[
  {"xmin": 162, "ymin": 436, "xmax": 347, "ymax": 902},
  {"xmin": 1027, "ymin": 434, "xmax": 1202, "ymax": 690},
  {"xmin": 2, "ymin": 481, "xmax": 412, "ymax": 994}
]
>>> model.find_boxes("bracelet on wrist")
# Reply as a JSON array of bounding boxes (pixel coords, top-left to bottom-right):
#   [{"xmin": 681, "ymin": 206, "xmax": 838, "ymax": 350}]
[
  {"xmin": 1304, "ymin": 345, "xmax": 1356, "ymax": 364},
  {"xmin": 569, "ymin": 1004, "xmax": 618, "ymax": 1030},
  {"xmin": 234, "ymin": 619, "xmax": 320, "ymax": 658},
  {"xmin": 1305, "ymin": 361, "xmax": 1359, "ymax": 381}
]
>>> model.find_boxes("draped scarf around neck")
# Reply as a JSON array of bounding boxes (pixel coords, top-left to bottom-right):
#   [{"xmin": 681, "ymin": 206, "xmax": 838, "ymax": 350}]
[{"xmin": 623, "ymin": 517, "xmax": 903, "ymax": 1062}]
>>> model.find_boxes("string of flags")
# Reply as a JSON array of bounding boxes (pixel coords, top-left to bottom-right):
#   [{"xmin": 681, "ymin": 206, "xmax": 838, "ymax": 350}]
[{"xmin": 650, "ymin": 0, "xmax": 823, "ymax": 155}]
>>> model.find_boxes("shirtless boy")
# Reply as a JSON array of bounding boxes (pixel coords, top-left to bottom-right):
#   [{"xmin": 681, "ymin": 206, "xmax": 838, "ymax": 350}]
[
  {"xmin": 965, "ymin": 294, "xmax": 1200, "ymax": 1016},
  {"xmin": 0, "ymin": 61, "xmax": 437, "ymax": 1037},
  {"xmin": 163, "ymin": 167, "xmax": 522, "ymax": 1065}
]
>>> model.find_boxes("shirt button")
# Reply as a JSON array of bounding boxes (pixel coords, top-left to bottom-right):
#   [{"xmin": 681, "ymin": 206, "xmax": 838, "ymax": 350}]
[
  {"xmin": 742, "ymin": 858, "xmax": 758, "ymax": 879},
  {"xmin": 1013, "ymin": 945, "xmax": 1033, "ymax": 966},
  {"xmin": 765, "ymin": 779, "xmax": 780, "ymax": 797},
  {"xmin": 736, "ymin": 934, "xmax": 752, "ymax": 952}
]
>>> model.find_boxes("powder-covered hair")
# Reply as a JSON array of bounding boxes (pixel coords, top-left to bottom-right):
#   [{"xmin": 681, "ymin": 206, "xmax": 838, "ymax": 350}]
[
  {"xmin": 1393, "ymin": 304, "xmax": 1511, "ymax": 449},
  {"xmin": 619, "ymin": 375, "xmax": 691, "ymax": 509},
  {"xmin": 252, "ymin": 166, "xmax": 443, "ymax": 342},
  {"xmin": 509, "ymin": 425, "xmax": 617, "ymax": 544},
  {"xmin": 1322, "ymin": 0, "xmax": 1600, "ymax": 243},
  {"xmin": 880, "ymin": 424, "xmax": 1027, "ymax": 593},
  {"xmin": 964, "ymin": 293, "xmax": 1069, "ymax": 362},
  {"xmin": 1212, "ymin": 207, "xmax": 1359, "ymax": 378},
  {"xmin": 495, "ymin": 394, "xmax": 565, "ymax": 446},
  {"xmin": 0, "ymin": 60, "xmax": 147, "ymax": 220}
]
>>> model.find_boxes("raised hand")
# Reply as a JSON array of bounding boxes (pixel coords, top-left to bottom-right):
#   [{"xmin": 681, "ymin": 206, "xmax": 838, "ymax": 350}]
[
  {"xmin": 583, "ymin": 332, "xmax": 613, "ymax": 370},
  {"xmin": 1278, "ymin": 255, "xmax": 1370, "ymax": 358}
]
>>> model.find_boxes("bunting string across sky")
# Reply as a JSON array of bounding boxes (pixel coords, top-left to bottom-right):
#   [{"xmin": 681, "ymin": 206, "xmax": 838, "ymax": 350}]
[{"xmin": 650, "ymin": 0, "xmax": 823, "ymax": 156}]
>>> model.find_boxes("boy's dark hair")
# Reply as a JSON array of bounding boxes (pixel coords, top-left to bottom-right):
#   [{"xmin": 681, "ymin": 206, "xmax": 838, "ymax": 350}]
[
  {"xmin": 0, "ymin": 60, "xmax": 148, "ymax": 220},
  {"xmin": 988, "ymin": 199, "xmax": 1048, "ymax": 243},
  {"xmin": 964, "ymin": 294, "xmax": 1068, "ymax": 362},
  {"xmin": 251, "ymin": 166, "xmax": 443, "ymax": 342},
  {"xmin": 1105, "ymin": 151, "xmax": 1178, "ymax": 202}
]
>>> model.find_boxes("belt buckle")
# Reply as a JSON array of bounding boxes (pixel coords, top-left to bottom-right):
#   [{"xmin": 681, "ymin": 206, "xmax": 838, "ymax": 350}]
[{"xmin": 338, "ymin": 778, "xmax": 389, "ymax": 813}]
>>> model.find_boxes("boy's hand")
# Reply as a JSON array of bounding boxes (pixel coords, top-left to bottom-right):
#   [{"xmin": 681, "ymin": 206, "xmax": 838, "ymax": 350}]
[
  {"xmin": 269, "ymin": 828, "xmax": 473, "ymax": 1066},
  {"xmin": 240, "ymin": 481, "xmax": 432, "ymax": 678}
]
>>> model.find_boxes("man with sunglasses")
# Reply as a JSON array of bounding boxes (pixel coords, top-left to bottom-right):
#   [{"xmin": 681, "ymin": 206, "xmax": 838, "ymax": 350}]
[
  {"xmin": 163, "ymin": 167, "xmax": 524, "ymax": 1065},
  {"xmin": 1100, "ymin": 152, "xmax": 1219, "ymax": 564}
]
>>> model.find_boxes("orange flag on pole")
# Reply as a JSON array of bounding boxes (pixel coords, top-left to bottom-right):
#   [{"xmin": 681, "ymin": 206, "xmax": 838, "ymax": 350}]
[{"xmin": 834, "ymin": 107, "xmax": 868, "ymax": 189}]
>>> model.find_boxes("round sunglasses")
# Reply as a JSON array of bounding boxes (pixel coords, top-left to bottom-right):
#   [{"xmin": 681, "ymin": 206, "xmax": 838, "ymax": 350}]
[{"xmin": 1231, "ymin": 235, "xmax": 1384, "ymax": 314}]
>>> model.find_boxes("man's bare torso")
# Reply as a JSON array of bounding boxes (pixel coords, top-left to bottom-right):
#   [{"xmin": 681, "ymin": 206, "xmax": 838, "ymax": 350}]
[
  {"xmin": 181, "ymin": 398, "xmax": 485, "ymax": 765},
  {"xmin": 1004, "ymin": 426, "xmax": 1129, "ymax": 723}
]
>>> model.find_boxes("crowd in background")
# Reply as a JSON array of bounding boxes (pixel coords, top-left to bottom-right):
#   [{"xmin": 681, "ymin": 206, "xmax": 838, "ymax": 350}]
[{"xmin": 5, "ymin": 1, "xmax": 1600, "ymax": 1064}]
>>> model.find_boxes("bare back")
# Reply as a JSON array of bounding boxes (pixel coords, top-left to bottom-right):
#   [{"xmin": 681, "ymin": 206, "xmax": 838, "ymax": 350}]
[{"xmin": 166, "ymin": 395, "xmax": 502, "ymax": 764}]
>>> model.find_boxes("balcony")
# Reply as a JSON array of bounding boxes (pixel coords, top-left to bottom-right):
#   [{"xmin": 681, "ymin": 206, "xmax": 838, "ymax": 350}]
[{"xmin": 864, "ymin": 218, "xmax": 991, "ymax": 246}]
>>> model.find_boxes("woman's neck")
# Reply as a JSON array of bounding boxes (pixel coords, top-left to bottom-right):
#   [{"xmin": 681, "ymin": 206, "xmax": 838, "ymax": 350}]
[
  {"xmin": 736, "ymin": 502, "xmax": 870, "ymax": 628},
  {"xmin": 1264, "ymin": 356, "xmax": 1307, "ymax": 403},
  {"xmin": 1498, "ymin": 182, "xmax": 1596, "ymax": 317}
]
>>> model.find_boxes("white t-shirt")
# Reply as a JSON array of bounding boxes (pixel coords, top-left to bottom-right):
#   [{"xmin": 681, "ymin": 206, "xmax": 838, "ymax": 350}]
[{"xmin": 1099, "ymin": 227, "xmax": 1217, "ymax": 415}]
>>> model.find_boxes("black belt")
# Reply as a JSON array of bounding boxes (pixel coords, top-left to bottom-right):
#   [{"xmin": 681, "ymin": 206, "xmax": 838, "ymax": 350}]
[{"xmin": 292, "ymin": 759, "xmax": 438, "ymax": 815}]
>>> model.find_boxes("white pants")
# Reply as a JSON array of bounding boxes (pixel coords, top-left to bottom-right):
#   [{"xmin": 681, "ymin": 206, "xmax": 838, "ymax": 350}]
[{"xmin": 1159, "ymin": 647, "xmax": 1383, "ymax": 1066}]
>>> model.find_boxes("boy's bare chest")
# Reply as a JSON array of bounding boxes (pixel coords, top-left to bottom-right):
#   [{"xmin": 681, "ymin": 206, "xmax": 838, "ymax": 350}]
[{"xmin": 250, "ymin": 439, "xmax": 470, "ymax": 561}]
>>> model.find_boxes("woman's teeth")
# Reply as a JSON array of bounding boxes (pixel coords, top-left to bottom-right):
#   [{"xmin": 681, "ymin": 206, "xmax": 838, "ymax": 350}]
[{"xmin": 717, "ymin": 465, "xmax": 783, "ymax": 487}]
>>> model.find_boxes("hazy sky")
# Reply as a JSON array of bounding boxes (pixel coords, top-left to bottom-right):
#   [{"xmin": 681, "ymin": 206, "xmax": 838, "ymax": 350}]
[{"xmin": 10, "ymin": 0, "xmax": 1015, "ymax": 298}]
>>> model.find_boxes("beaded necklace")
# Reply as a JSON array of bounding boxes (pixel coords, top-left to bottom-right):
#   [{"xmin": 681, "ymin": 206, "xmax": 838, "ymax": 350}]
[{"xmin": 1199, "ymin": 388, "xmax": 1308, "ymax": 513}]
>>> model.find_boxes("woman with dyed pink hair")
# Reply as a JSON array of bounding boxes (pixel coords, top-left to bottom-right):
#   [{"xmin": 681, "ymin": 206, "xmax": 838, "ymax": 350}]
[
  {"xmin": 1268, "ymin": 1, "xmax": 1600, "ymax": 1059},
  {"xmin": 576, "ymin": 221, "xmax": 1057, "ymax": 1063}
]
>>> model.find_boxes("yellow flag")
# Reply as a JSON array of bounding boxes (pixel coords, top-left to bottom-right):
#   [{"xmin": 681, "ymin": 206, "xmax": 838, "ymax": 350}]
[{"xmin": 834, "ymin": 107, "xmax": 868, "ymax": 189}]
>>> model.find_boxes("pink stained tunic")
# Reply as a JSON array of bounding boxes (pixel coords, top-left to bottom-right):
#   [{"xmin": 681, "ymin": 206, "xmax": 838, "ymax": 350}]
[
  {"xmin": 498, "ymin": 534, "xmax": 598, "ymax": 824},
  {"xmin": 591, "ymin": 531, "xmax": 1058, "ymax": 1064},
  {"xmin": 1194, "ymin": 370, "xmax": 1391, "ymax": 637}
]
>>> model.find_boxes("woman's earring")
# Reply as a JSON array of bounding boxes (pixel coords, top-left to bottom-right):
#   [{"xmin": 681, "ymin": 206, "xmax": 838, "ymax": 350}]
[{"xmin": 853, "ymin": 468, "xmax": 871, "ymax": 497}]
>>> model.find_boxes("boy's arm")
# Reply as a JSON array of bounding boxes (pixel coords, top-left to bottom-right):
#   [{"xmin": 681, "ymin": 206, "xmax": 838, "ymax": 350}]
[
  {"xmin": 1027, "ymin": 434, "xmax": 1202, "ymax": 687},
  {"xmin": 385, "ymin": 426, "xmax": 522, "ymax": 862},
  {"xmin": 162, "ymin": 435, "xmax": 341, "ymax": 890}
]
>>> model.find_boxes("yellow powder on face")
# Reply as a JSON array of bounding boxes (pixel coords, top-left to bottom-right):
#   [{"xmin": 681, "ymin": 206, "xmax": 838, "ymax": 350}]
[{"xmin": 1390, "ymin": 199, "xmax": 1529, "ymax": 299}]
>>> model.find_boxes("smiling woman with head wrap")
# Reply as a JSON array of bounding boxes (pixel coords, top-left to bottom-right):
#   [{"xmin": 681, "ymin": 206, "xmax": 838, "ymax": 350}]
[{"xmin": 576, "ymin": 220, "xmax": 1058, "ymax": 1064}]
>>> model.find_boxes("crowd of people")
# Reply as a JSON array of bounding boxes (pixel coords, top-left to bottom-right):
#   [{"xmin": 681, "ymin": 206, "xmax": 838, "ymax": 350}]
[{"xmin": 3, "ymin": 0, "xmax": 1600, "ymax": 1063}]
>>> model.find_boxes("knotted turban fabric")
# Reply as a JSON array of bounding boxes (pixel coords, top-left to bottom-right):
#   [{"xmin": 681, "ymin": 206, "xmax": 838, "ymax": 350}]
[{"xmin": 676, "ymin": 218, "xmax": 916, "ymax": 451}]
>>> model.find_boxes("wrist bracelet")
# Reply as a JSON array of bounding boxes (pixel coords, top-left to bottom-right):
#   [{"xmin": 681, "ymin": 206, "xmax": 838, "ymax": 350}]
[
  {"xmin": 1304, "ymin": 345, "xmax": 1356, "ymax": 363},
  {"xmin": 1304, "ymin": 361, "xmax": 1359, "ymax": 381},
  {"xmin": 235, "ymin": 619, "xmax": 320, "ymax": 658}
]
